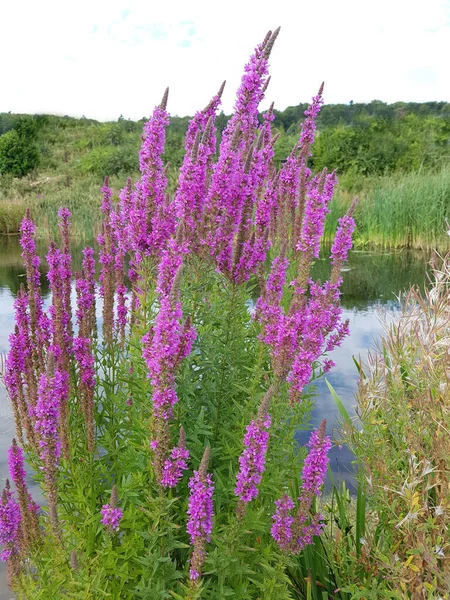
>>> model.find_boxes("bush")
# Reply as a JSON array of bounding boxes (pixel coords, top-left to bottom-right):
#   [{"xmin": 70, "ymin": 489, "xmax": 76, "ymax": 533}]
[
  {"xmin": 0, "ymin": 128, "xmax": 40, "ymax": 177},
  {"xmin": 78, "ymin": 144, "xmax": 139, "ymax": 177}
]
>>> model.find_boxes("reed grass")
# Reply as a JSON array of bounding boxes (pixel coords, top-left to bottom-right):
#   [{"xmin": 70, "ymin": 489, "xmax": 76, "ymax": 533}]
[
  {"xmin": 324, "ymin": 167, "xmax": 450, "ymax": 250},
  {"xmin": 1, "ymin": 165, "xmax": 450, "ymax": 249},
  {"xmin": 0, "ymin": 172, "xmax": 134, "ymax": 239}
]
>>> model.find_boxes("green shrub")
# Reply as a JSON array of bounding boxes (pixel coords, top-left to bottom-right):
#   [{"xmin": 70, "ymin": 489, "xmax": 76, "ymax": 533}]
[
  {"xmin": 78, "ymin": 144, "xmax": 139, "ymax": 177},
  {"xmin": 0, "ymin": 128, "xmax": 40, "ymax": 177}
]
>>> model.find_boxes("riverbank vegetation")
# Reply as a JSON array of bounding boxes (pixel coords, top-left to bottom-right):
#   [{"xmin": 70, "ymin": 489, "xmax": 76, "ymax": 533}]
[
  {"xmin": 0, "ymin": 89, "xmax": 449, "ymax": 247},
  {"xmin": 1, "ymin": 29, "xmax": 449, "ymax": 600},
  {"xmin": 322, "ymin": 255, "xmax": 450, "ymax": 599}
]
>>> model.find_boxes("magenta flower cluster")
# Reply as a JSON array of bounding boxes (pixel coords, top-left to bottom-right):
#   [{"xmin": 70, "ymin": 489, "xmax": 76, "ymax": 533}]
[
  {"xmin": 187, "ymin": 472, "xmax": 214, "ymax": 542},
  {"xmin": 0, "ymin": 489, "xmax": 21, "ymax": 562},
  {"xmin": 187, "ymin": 469, "xmax": 214, "ymax": 580},
  {"xmin": 161, "ymin": 445, "xmax": 190, "ymax": 488},
  {"xmin": 32, "ymin": 368, "xmax": 67, "ymax": 468},
  {"xmin": 100, "ymin": 504, "xmax": 123, "ymax": 532},
  {"xmin": 271, "ymin": 422, "xmax": 331, "ymax": 553},
  {"xmin": 235, "ymin": 413, "xmax": 271, "ymax": 503}
]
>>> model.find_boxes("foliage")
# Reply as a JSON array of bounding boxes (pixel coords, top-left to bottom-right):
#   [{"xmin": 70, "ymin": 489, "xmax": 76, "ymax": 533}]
[
  {"xmin": 78, "ymin": 144, "xmax": 140, "ymax": 177},
  {"xmin": 0, "ymin": 117, "xmax": 40, "ymax": 177}
]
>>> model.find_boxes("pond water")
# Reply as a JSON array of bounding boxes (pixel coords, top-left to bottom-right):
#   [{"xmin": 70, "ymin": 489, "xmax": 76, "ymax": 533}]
[{"xmin": 0, "ymin": 236, "xmax": 433, "ymax": 596}]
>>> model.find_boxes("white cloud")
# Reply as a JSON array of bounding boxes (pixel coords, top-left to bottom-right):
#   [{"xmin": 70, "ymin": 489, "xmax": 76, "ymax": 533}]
[{"xmin": 1, "ymin": 0, "xmax": 449, "ymax": 120}]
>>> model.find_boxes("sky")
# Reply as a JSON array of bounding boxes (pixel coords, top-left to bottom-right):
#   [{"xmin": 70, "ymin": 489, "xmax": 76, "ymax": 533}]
[{"xmin": 1, "ymin": 0, "xmax": 449, "ymax": 121}]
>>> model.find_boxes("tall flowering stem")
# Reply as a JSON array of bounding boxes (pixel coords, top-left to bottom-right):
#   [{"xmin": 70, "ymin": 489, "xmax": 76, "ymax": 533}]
[
  {"xmin": 4, "ymin": 324, "xmax": 33, "ymax": 448},
  {"xmin": 235, "ymin": 386, "xmax": 274, "ymax": 512},
  {"xmin": 161, "ymin": 427, "xmax": 190, "ymax": 488},
  {"xmin": 142, "ymin": 240, "xmax": 195, "ymax": 483},
  {"xmin": 8, "ymin": 440, "xmax": 40, "ymax": 549},
  {"xmin": 57, "ymin": 208, "xmax": 73, "ymax": 354},
  {"xmin": 32, "ymin": 356, "xmax": 67, "ymax": 541},
  {"xmin": 120, "ymin": 89, "xmax": 173, "ymax": 261},
  {"xmin": 98, "ymin": 179, "xmax": 115, "ymax": 345},
  {"xmin": 74, "ymin": 247, "xmax": 97, "ymax": 451},
  {"xmin": 76, "ymin": 247, "xmax": 97, "ymax": 339},
  {"xmin": 46, "ymin": 242, "xmax": 72, "ymax": 457},
  {"xmin": 205, "ymin": 30, "xmax": 278, "ymax": 278},
  {"xmin": 187, "ymin": 447, "xmax": 214, "ymax": 582},
  {"xmin": 174, "ymin": 85, "xmax": 224, "ymax": 247},
  {"xmin": 19, "ymin": 212, "xmax": 49, "ymax": 374},
  {"xmin": 73, "ymin": 337, "xmax": 96, "ymax": 452},
  {"xmin": 0, "ymin": 483, "xmax": 21, "ymax": 583},
  {"xmin": 271, "ymin": 420, "xmax": 331, "ymax": 553}
]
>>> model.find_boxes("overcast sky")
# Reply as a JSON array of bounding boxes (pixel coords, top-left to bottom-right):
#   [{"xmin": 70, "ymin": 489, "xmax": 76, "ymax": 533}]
[{"xmin": 1, "ymin": 0, "xmax": 449, "ymax": 121}]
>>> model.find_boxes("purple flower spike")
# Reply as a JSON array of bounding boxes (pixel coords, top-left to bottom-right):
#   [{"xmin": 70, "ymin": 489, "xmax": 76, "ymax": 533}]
[
  {"xmin": 272, "ymin": 422, "xmax": 331, "ymax": 554},
  {"xmin": 271, "ymin": 494, "xmax": 295, "ymax": 551},
  {"xmin": 101, "ymin": 485, "xmax": 123, "ymax": 533},
  {"xmin": 235, "ymin": 413, "xmax": 271, "ymax": 503},
  {"xmin": 300, "ymin": 421, "xmax": 332, "ymax": 497},
  {"xmin": 161, "ymin": 427, "xmax": 190, "ymax": 488},
  {"xmin": 187, "ymin": 474, "xmax": 214, "ymax": 545},
  {"xmin": 187, "ymin": 448, "xmax": 214, "ymax": 581},
  {"xmin": 0, "ymin": 487, "xmax": 21, "ymax": 562},
  {"xmin": 161, "ymin": 445, "xmax": 190, "ymax": 488}
]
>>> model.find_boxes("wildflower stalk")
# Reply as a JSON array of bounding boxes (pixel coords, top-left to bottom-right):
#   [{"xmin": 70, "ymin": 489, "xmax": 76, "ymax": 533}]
[
  {"xmin": 187, "ymin": 447, "xmax": 214, "ymax": 583},
  {"xmin": 235, "ymin": 385, "xmax": 275, "ymax": 516},
  {"xmin": 0, "ymin": 483, "xmax": 21, "ymax": 584},
  {"xmin": 8, "ymin": 439, "xmax": 40, "ymax": 550}
]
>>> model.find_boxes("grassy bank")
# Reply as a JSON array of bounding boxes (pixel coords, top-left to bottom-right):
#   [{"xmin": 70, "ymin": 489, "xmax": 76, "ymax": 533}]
[
  {"xmin": 0, "ymin": 172, "xmax": 134, "ymax": 239},
  {"xmin": 1, "ymin": 167, "xmax": 450, "ymax": 249},
  {"xmin": 1, "ymin": 104, "xmax": 449, "ymax": 245},
  {"xmin": 324, "ymin": 167, "xmax": 450, "ymax": 250}
]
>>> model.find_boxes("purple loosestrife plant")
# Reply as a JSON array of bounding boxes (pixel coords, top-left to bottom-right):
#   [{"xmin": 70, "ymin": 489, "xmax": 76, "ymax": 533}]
[
  {"xmin": 101, "ymin": 505, "xmax": 123, "ymax": 533},
  {"xmin": 205, "ymin": 31, "xmax": 278, "ymax": 278},
  {"xmin": 142, "ymin": 239, "xmax": 195, "ymax": 482},
  {"xmin": 73, "ymin": 337, "xmax": 96, "ymax": 452},
  {"xmin": 174, "ymin": 86, "xmax": 224, "ymax": 247},
  {"xmin": 46, "ymin": 242, "xmax": 72, "ymax": 457},
  {"xmin": 8, "ymin": 440, "xmax": 40, "ymax": 549},
  {"xmin": 32, "ymin": 356, "xmax": 67, "ymax": 540},
  {"xmin": 187, "ymin": 447, "xmax": 214, "ymax": 582},
  {"xmin": 19, "ymin": 212, "xmax": 49, "ymax": 371},
  {"xmin": 235, "ymin": 414, "xmax": 271, "ymax": 503},
  {"xmin": 1, "ymin": 29, "xmax": 360, "ymax": 596},
  {"xmin": 75, "ymin": 246, "xmax": 97, "ymax": 339},
  {"xmin": 98, "ymin": 179, "xmax": 116, "ymax": 345},
  {"xmin": 0, "ymin": 485, "xmax": 21, "ymax": 562},
  {"xmin": 129, "ymin": 89, "xmax": 174, "ymax": 257},
  {"xmin": 271, "ymin": 494, "xmax": 295, "ymax": 551},
  {"xmin": 57, "ymin": 208, "xmax": 73, "ymax": 353}
]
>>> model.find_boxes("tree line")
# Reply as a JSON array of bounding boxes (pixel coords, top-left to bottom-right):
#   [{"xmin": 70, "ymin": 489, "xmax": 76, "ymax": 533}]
[{"xmin": 1, "ymin": 99, "xmax": 449, "ymax": 181}]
